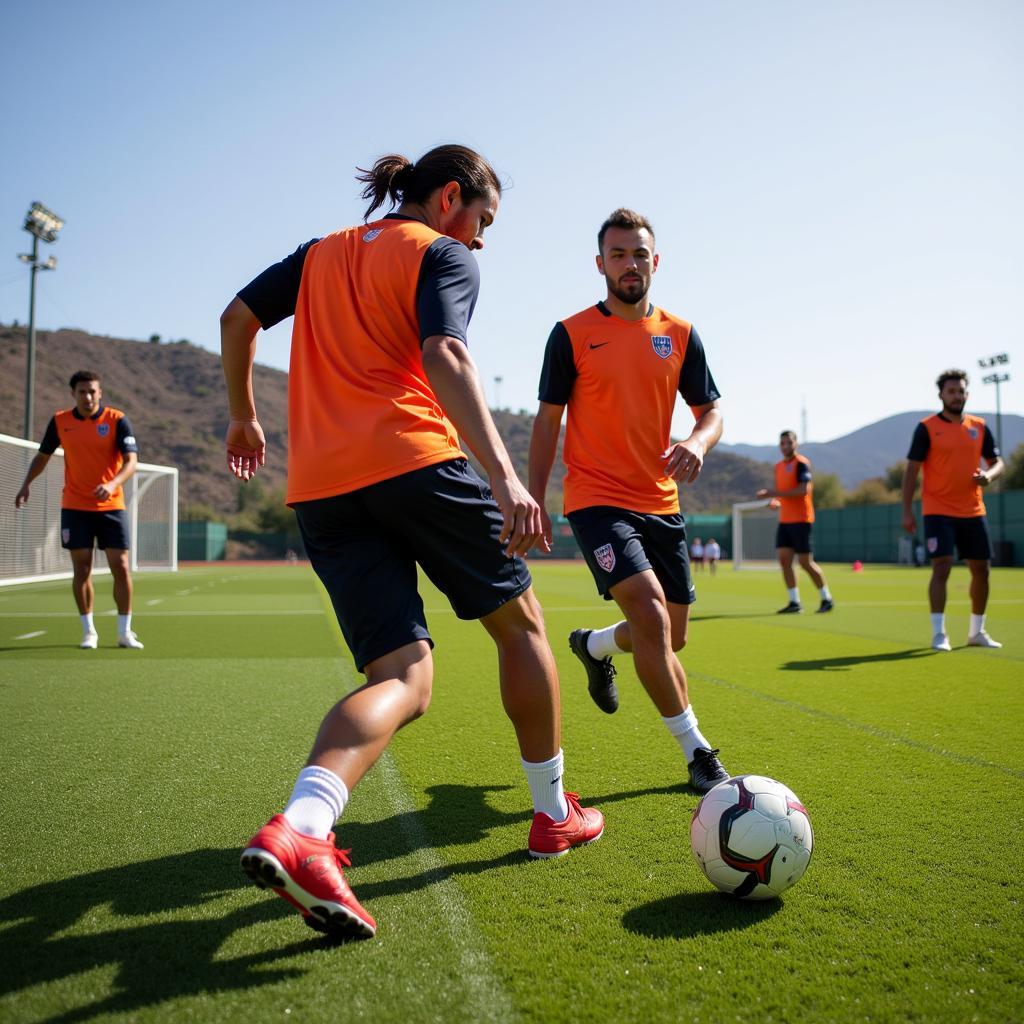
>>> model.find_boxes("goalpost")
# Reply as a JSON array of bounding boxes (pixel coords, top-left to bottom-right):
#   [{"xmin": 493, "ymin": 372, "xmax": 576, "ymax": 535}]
[
  {"xmin": 0, "ymin": 432, "xmax": 178, "ymax": 587},
  {"xmin": 732, "ymin": 498, "xmax": 779, "ymax": 571}
]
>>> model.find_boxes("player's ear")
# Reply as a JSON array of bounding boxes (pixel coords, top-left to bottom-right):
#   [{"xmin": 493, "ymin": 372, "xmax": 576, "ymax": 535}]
[
  {"xmin": 595, "ymin": 254, "xmax": 605, "ymax": 275},
  {"xmin": 652, "ymin": 252, "xmax": 659, "ymax": 273},
  {"xmin": 439, "ymin": 181, "xmax": 461, "ymax": 213}
]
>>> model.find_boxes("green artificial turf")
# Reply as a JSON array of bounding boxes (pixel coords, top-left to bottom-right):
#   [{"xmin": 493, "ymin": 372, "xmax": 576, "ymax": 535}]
[{"xmin": 1, "ymin": 561, "xmax": 1021, "ymax": 1023}]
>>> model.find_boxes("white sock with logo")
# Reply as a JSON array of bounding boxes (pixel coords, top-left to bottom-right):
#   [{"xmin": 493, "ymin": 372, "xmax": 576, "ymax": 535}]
[
  {"xmin": 81, "ymin": 612, "xmax": 95, "ymax": 635},
  {"xmin": 587, "ymin": 623, "xmax": 625, "ymax": 660},
  {"xmin": 969, "ymin": 613, "xmax": 985, "ymax": 637},
  {"xmin": 522, "ymin": 749, "xmax": 569, "ymax": 821},
  {"xmin": 931, "ymin": 612, "xmax": 946, "ymax": 636},
  {"xmin": 787, "ymin": 587, "xmax": 800, "ymax": 604},
  {"xmin": 663, "ymin": 706, "xmax": 712, "ymax": 762},
  {"xmin": 118, "ymin": 613, "xmax": 132, "ymax": 635},
  {"xmin": 283, "ymin": 765, "xmax": 349, "ymax": 839}
]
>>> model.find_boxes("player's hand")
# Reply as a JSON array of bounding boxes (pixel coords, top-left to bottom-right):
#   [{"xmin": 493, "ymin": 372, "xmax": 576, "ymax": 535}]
[
  {"xmin": 489, "ymin": 473, "xmax": 543, "ymax": 557},
  {"xmin": 94, "ymin": 483, "xmax": 113, "ymax": 500},
  {"xmin": 902, "ymin": 511, "xmax": 916, "ymax": 534},
  {"xmin": 14, "ymin": 485, "xmax": 29, "ymax": 508},
  {"xmin": 973, "ymin": 469, "xmax": 991, "ymax": 488},
  {"xmin": 663, "ymin": 439, "xmax": 706, "ymax": 484},
  {"xmin": 537, "ymin": 507, "xmax": 554, "ymax": 556},
  {"xmin": 769, "ymin": 498, "xmax": 781, "ymax": 510},
  {"xmin": 756, "ymin": 488, "xmax": 770, "ymax": 499},
  {"xmin": 226, "ymin": 418, "xmax": 266, "ymax": 481}
]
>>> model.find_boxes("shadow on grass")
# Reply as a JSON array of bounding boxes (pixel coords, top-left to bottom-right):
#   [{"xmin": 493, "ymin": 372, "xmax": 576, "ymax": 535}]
[
  {"xmin": 623, "ymin": 890, "xmax": 782, "ymax": 938},
  {"xmin": 781, "ymin": 648, "xmax": 933, "ymax": 671}
]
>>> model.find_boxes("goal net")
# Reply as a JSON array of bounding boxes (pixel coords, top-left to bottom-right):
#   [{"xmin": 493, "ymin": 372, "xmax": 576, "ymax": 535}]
[
  {"xmin": 1, "ymin": 432, "xmax": 178, "ymax": 586},
  {"xmin": 732, "ymin": 499, "xmax": 779, "ymax": 570}
]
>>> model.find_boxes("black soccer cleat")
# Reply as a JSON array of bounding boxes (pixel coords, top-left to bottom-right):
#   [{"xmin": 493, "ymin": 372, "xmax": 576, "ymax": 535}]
[
  {"xmin": 777, "ymin": 601, "xmax": 803, "ymax": 614},
  {"xmin": 569, "ymin": 628, "xmax": 619, "ymax": 714},
  {"xmin": 687, "ymin": 747, "xmax": 730, "ymax": 794},
  {"xmin": 817, "ymin": 598, "xmax": 834, "ymax": 613}
]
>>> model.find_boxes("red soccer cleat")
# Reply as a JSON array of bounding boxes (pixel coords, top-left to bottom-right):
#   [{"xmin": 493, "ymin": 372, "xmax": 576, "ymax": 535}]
[
  {"xmin": 528, "ymin": 792, "xmax": 605, "ymax": 859},
  {"xmin": 240, "ymin": 814, "xmax": 376, "ymax": 939}
]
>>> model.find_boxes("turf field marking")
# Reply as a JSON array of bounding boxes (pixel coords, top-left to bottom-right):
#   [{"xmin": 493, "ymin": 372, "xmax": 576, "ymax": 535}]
[
  {"xmin": 14, "ymin": 630, "xmax": 46, "ymax": 640},
  {"xmin": 0, "ymin": 609, "xmax": 323, "ymax": 618},
  {"xmin": 146, "ymin": 598, "xmax": 164, "ymax": 606},
  {"xmin": 692, "ymin": 670, "xmax": 1024, "ymax": 780}
]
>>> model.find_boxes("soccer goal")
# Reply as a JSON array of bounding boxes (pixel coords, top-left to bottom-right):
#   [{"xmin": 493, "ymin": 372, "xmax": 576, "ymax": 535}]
[
  {"xmin": 731, "ymin": 499, "xmax": 778, "ymax": 571},
  {"xmin": 0, "ymin": 432, "xmax": 178, "ymax": 587}
]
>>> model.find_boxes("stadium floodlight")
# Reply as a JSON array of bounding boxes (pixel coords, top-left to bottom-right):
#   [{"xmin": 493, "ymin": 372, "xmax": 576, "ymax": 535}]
[
  {"xmin": 978, "ymin": 353, "xmax": 1009, "ymax": 368},
  {"xmin": 18, "ymin": 201, "xmax": 64, "ymax": 440},
  {"xmin": 979, "ymin": 353, "xmax": 1011, "ymax": 563}
]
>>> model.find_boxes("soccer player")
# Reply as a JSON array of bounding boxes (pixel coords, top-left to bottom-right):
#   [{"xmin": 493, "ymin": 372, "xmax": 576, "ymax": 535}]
[
  {"xmin": 756, "ymin": 431, "xmax": 834, "ymax": 614},
  {"xmin": 221, "ymin": 145, "xmax": 602, "ymax": 941},
  {"xmin": 704, "ymin": 537, "xmax": 721, "ymax": 575},
  {"xmin": 901, "ymin": 369, "xmax": 1004, "ymax": 651},
  {"xmin": 14, "ymin": 370, "xmax": 144, "ymax": 649},
  {"xmin": 528, "ymin": 208, "xmax": 729, "ymax": 794},
  {"xmin": 690, "ymin": 536, "xmax": 704, "ymax": 572}
]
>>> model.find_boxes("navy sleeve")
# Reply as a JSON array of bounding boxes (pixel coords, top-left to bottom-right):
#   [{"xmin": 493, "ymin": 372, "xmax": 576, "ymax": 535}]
[
  {"xmin": 237, "ymin": 238, "xmax": 320, "ymax": 330},
  {"xmin": 796, "ymin": 461, "xmax": 812, "ymax": 484},
  {"xmin": 116, "ymin": 416, "xmax": 139, "ymax": 456},
  {"xmin": 982, "ymin": 426, "xmax": 999, "ymax": 460},
  {"xmin": 907, "ymin": 422, "xmax": 930, "ymax": 461},
  {"xmin": 537, "ymin": 323, "xmax": 577, "ymax": 405},
  {"xmin": 39, "ymin": 417, "xmax": 59, "ymax": 455},
  {"xmin": 417, "ymin": 237, "xmax": 480, "ymax": 345},
  {"xmin": 678, "ymin": 327, "xmax": 721, "ymax": 406}
]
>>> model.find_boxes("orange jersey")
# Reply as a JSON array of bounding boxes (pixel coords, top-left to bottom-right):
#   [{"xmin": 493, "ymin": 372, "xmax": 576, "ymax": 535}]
[
  {"xmin": 908, "ymin": 414, "xmax": 995, "ymax": 517},
  {"xmin": 283, "ymin": 219, "xmax": 469, "ymax": 504},
  {"xmin": 39, "ymin": 406, "xmax": 137, "ymax": 511},
  {"xmin": 774, "ymin": 455, "xmax": 814, "ymax": 524},
  {"xmin": 539, "ymin": 303, "xmax": 720, "ymax": 515}
]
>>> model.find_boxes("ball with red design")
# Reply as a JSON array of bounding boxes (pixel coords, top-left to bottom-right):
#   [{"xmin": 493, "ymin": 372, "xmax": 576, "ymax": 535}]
[{"xmin": 690, "ymin": 774, "xmax": 813, "ymax": 899}]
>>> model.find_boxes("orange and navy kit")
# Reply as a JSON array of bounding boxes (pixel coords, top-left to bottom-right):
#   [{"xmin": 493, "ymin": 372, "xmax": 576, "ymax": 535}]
[
  {"xmin": 774, "ymin": 455, "xmax": 814, "ymax": 524},
  {"xmin": 907, "ymin": 414, "xmax": 997, "ymax": 518},
  {"xmin": 538, "ymin": 302, "xmax": 720, "ymax": 515},
  {"xmin": 39, "ymin": 406, "xmax": 137, "ymax": 511}
]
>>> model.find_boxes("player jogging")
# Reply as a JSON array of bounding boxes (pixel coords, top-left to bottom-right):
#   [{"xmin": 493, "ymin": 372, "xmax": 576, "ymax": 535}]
[
  {"xmin": 756, "ymin": 430, "xmax": 834, "ymax": 614},
  {"xmin": 528, "ymin": 208, "xmax": 729, "ymax": 794},
  {"xmin": 14, "ymin": 370, "xmax": 144, "ymax": 649},
  {"xmin": 901, "ymin": 369, "xmax": 1004, "ymax": 651},
  {"xmin": 221, "ymin": 145, "xmax": 602, "ymax": 941}
]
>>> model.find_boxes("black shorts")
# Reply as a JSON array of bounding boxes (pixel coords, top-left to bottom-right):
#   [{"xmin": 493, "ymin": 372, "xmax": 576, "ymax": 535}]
[
  {"xmin": 294, "ymin": 458, "xmax": 531, "ymax": 672},
  {"xmin": 776, "ymin": 522, "xmax": 813, "ymax": 554},
  {"xmin": 568, "ymin": 506, "xmax": 695, "ymax": 605},
  {"xmin": 924, "ymin": 515, "xmax": 992, "ymax": 561},
  {"xmin": 60, "ymin": 509, "xmax": 130, "ymax": 551}
]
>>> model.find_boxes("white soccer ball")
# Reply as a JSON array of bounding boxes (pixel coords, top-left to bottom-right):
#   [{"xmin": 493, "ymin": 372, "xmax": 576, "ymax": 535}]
[{"xmin": 690, "ymin": 774, "xmax": 813, "ymax": 900}]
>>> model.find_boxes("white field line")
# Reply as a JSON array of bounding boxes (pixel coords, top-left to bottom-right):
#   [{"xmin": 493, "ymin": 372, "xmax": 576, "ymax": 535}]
[
  {"xmin": 0, "ymin": 609, "xmax": 322, "ymax": 618},
  {"xmin": 374, "ymin": 751, "xmax": 518, "ymax": 1024},
  {"xmin": 146, "ymin": 598, "xmax": 164, "ymax": 606},
  {"xmin": 14, "ymin": 630, "xmax": 46, "ymax": 640}
]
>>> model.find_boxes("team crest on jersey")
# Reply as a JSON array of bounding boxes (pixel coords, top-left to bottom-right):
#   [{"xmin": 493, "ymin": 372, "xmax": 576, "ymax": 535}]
[
  {"xmin": 968, "ymin": 428, "xmax": 978, "ymax": 439},
  {"xmin": 651, "ymin": 336, "xmax": 672, "ymax": 359},
  {"xmin": 97, "ymin": 423, "xmax": 110, "ymax": 437},
  {"xmin": 362, "ymin": 228, "xmax": 383, "ymax": 243},
  {"xmin": 594, "ymin": 543, "xmax": 616, "ymax": 573}
]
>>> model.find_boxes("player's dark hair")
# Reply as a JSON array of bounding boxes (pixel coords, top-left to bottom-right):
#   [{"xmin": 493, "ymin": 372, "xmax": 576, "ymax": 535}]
[
  {"xmin": 780, "ymin": 430, "xmax": 797, "ymax": 442},
  {"xmin": 355, "ymin": 145, "xmax": 501, "ymax": 221},
  {"xmin": 69, "ymin": 370, "xmax": 100, "ymax": 390},
  {"xmin": 936, "ymin": 368, "xmax": 968, "ymax": 391},
  {"xmin": 598, "ymin": 208, "xmax": 655, "ymax": 254}
]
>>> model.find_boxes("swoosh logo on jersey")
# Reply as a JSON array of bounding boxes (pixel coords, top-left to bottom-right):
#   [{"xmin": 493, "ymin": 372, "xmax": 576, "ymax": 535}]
[{"xmin": 589, "ymin": 342, "xmax": 610, "ymax": 349}]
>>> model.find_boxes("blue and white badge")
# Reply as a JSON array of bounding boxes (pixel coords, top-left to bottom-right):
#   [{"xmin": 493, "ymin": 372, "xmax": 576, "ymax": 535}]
[
  {"xmin": 363, "ymin": 228, "xmax": 383, "ymax": 243},
  {"xmin": 97, "ymin": 423, "xmax": 110, "ymax": 437},
  {"xmin": 968, "ymin": 428, "xmax": 978, "ymax": 439},
  {"xmin": 651, "ymin": 335, "xmax": 672, "ymax": 359}
]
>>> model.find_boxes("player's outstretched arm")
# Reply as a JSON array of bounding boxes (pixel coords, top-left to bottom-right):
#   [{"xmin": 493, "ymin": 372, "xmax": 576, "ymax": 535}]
[
  {"xmin": 423, "ymin": 335, "xmax": 542, "ymax": 558},
  {"xmin": 221, "ymin": 297, "xmax": 267, "ymax": 481},
  {"xmin": 664, "ymin": 401, "xmax": 723, "ymax": 483},
  {"xmin": 14, "ymin": 453, "xmax": 52, "ymax": 507},
  {"xmin": 901, "ymin": 460, "xmax": 922, "ymax": 533},
  {"xmin": 527, "ymin": 402, "xmax": 564, "ymax": 553},
  {"xmin": 974, "ymin": 455, "xmax": 1004, "ymax": 488}
]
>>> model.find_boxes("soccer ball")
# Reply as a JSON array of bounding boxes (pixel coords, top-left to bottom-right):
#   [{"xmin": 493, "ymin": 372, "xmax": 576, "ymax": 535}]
[{"xmin": 690, "ymin": 775, "xmax": 813, "ymax": 900}]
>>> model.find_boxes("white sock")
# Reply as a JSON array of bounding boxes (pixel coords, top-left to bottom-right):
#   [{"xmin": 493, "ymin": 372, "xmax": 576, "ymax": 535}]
[
  {"xmin": 118, "ymin": 613, "xmax": 132, "ymax": 635},
  {"xmin": 663, "ymin": 706, "xmax": 713, "ymax": 763},
  {"xmin": 787, "ymin": 587, "xmax": 800, "ymax": 604},
  {"xmin": 587, "ymin": 623, "xmax": 625, "ymax": 660},
  {"xmin": 969, "ymin": 613, "xmax": 985, "ymax": 637},
  {"xmin": 283, "ymin": 765, "xmax": 349, "ymax": 839},
  {"xmin": 931, "ymin": 612, "xmax": 946, "ymax": 636},
  {"xmin": 81, "ymin": 612, "xmax": 95, "ymax": 635},
  {"xmin": 522, "ymin": 749, "xmax": 569, "ymax": 821},
  {"xmin": 820, "ymin": 586, "xmax": 832, "ymax": 601}
]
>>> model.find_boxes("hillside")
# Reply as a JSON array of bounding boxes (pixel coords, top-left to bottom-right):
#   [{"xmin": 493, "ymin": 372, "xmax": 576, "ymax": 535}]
[
  {"xmin": 0, "ymin": 324, "xmax": 773, "ymax": 517},
  {"xmin": 720, "ymin": 410, "xmax": 1024, "ymax": 486}
]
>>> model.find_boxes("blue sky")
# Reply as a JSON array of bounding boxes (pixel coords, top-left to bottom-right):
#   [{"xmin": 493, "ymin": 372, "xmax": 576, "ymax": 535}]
[{"xmin": 1, "ymin": 0, "xmax": 1020, "ymax": 445}]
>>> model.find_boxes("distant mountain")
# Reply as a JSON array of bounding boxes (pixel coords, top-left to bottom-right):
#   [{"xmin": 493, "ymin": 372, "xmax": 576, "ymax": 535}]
[{"xmin": 720, "ymin": 411, "xmax": 1024, "ymax": 486}]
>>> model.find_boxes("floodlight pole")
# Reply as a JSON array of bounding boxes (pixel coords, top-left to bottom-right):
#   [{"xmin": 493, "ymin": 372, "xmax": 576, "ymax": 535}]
[
  {"xmin": 23, "ymin": 232, "xmax": 40, "ymax": 440},
  {"xmin": 978, "ymin": 354, "xmax": 1011, "ymax": 563}
]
